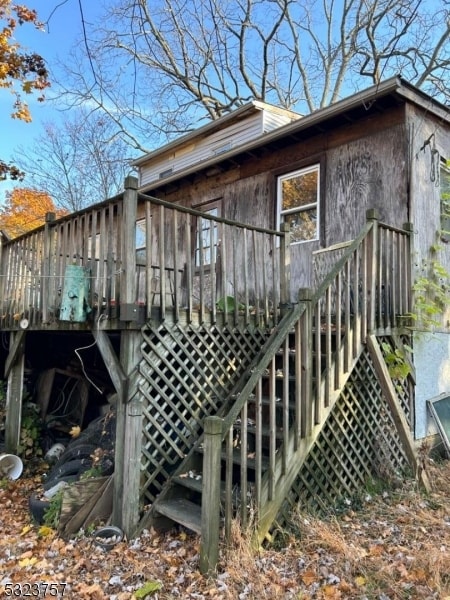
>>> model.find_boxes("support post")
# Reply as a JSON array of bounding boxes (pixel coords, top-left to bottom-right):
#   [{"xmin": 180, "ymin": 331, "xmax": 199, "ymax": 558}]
[
  {"xmin": 200, "ymin": 416, "xmax": 223, "ymax": 575},
  {"xmin": 119, "ymin": 176, "xmax": 138, "ymax": 322},
  {"xmin": 279, "ymin": 223, "xmax": 291, "ymax": 316},
  {"xmin": 5, "ymin": 331, "xmax": 25, "ymax": 453},
  {"xmin": 366, "ymin": 209, "xmax": 379, "ymax": 333},
  {"xmin": 113, "ymin": 176, "xmax": 142, "ymax": 537}
]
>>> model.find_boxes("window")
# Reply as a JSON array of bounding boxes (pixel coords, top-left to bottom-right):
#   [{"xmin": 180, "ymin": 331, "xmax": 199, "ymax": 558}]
[
  {"xmin": 136, "ymin": 218, "xmax": 146, "ymax": 262},
  {"xmin": 194, "ymin": 201, "xmax": 220, "ymax": 268},
  {"xmin": 440, "ymin": 161, "xmax": 450, "ymax": 243},
  {"xmin": 277, "ymin": 164, "xmax": 320, "ymax": 244}
]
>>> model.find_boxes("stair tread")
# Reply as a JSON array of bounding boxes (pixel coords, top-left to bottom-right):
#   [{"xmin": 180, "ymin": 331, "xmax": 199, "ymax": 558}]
[
  {"xmin": 234, "ymin": 422, "xmax": 284, "ymax": 439},
  {"xmin": 156, "ymin": 498, "xmax": 202, "ymax": 534},
  {"xmin": 196, "ymin": 445, "xmax": 270, "ymax": 469}
]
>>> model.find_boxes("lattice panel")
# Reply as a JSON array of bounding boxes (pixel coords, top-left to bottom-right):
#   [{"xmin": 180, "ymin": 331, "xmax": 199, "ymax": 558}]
[
  {"xmin": 277, "ymin": 342, "xmax": 411, "ymax": 526},
  {"xmin": 139, "ymin": 322, "xmax": 270, "ymax": 504}
]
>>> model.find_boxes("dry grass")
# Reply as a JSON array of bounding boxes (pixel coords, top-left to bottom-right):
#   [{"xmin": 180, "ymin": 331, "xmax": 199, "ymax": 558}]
[{"xmin": 218, "ymin": 457, "xmax": 450, "ymax": 599}]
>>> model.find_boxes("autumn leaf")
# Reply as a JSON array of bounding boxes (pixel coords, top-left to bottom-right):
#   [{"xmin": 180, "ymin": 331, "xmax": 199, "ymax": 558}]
[
  {"xmin": 134, "ymin": 581, "xmax": 162, "ymax": 597},
  {"xmin": 18, "ymin": 556, "xmax": 37, "ymax": 567},
  {"xmin": 301, "ymin": 569, "xmax": 317, "ymax": 585},
  {"xmin": 38, "ymin": 525, "xmax": 54, "ymax": 537},
  {"xmin": 70, "ymin": 425, "xmax": 81, "ymax": 438},
  {"xmin": 20, "ymin": 525, "xmax": 32, "ymax": 535},
  {"xmin": 0, "ymin": 1, "xmax": 50, "ymax": 181}
]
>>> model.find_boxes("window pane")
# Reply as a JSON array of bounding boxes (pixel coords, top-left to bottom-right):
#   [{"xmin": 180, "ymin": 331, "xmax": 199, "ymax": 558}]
[
  {"xmin": 281, "ymin": 170, "xmax": 318, "ymax": 211},
  {"xmin": 195, "ymin": 207, "xmax": 218, "ymax": 266},
  {"xmin": 284, "ymin": 208, "xmax": 317, "ymax": 243}
]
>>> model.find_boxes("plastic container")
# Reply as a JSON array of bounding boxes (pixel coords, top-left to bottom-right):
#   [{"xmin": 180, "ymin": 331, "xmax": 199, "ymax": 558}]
[
  {"xmin": 0, "ymin": 454, "xmax": 23, "ymax": 480},
  {"xmin": 92, "ymin": 525, "xmax": 123, "ymax": 551},
  {"xmin": 44, "ymin": 443, "xmax": 66, "ymax": 464}
]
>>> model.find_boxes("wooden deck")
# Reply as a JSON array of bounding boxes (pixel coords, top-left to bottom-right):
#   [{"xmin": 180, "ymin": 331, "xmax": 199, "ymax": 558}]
[
  {"xmin": 0, "ymin": 178, "xmax": 420, "ymax": 574},
  {"xmin": 0, "ymin": 178, "xmax": 290, "ymax": 332}
]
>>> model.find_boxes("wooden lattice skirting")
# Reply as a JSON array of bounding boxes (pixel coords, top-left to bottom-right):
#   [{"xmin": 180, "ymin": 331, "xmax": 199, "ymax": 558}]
[
  {"xmin": 276, "ymin": 343, "xmax": 411, "ymax": 527},
  {"xmin": 138, "ymin": 322, "xmax": 271, "ymax": 505}
]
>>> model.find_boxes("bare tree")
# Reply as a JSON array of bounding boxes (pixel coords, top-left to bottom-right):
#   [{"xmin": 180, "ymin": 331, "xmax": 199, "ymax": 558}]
[
  {"xmin": 12, "ymin": 110, "xmax": 132, "ymax": 211},
  {"xmin": 54, "ymin": 0, "xmax": 450, "ymax": 153}
]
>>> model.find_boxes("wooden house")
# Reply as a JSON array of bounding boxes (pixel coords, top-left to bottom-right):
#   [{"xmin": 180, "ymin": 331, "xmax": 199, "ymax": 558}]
[{"xmin": 1, "ymin": 76, "xmax": 449, "ymax": 571}]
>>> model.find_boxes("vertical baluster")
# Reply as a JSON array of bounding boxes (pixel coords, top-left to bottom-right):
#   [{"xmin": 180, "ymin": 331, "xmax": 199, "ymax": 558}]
[
  {"xmin": 294, "ymin": 318, "xmax": 302, "ymax": 446},
  {"xmin": 299, "ymin": 288, "xmax": 312, "ymax": 437},
  {"xmin": 344, "ymin": 260, "xmax": 352, "ymax": 372},
  {"xmin": 335, "ymin": 271, "xmax": 342, "ymax": 390},
  {"xmin": 159, "ymin": 205, "xmax": 166, "ymax": 320},
  {"xmin": 314, "ymin": 297, "xmax": 322, "ymax": 424},
  {"xmin": 173, "ymin": 210, "xmax": 180, "ymax": 322},
  {"xmin": 209, "ymin": 213, "xmax": 216, "ymax": 324},
  {"xmin": 185, "ymin": 212, "xmax": 193, "ymax": 324},
  {"xmin": 240, "ymin": 403, "xmax": 248, "ymax": 527},
  {"xmin": 145, "ymin": 202, "xmax": 152, "ymax": 320},
  {"xmin": 325, "ymin": 285, "xmax": 332, "ymax": 407},
  {"xmin": 268, "ymin": 356, "xmax": 276, "ymax": 501}
]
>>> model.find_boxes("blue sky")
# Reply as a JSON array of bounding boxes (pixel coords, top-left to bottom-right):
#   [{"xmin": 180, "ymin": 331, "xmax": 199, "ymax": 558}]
[{"xmin": 0, "ymin": 0, "xmax": 102, "ymax": 200}]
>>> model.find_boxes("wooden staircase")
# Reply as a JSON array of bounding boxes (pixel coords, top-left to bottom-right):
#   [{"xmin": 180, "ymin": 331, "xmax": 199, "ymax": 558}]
[{"xmin": 137, "ymin": 215, "xmax": 422, "ymax": 572}]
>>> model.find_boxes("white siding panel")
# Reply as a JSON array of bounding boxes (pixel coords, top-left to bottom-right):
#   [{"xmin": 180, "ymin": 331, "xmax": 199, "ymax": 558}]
[
  {"xmin": 263, "ymin": 111, "xmax": 298, "ymax": 132},
  {"xmin": 140, "ymin": 110, "xmax": 289, "ymax": 188}
]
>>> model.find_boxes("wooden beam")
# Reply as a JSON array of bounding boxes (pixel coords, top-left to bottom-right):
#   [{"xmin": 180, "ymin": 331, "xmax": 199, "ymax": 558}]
[
  {"xmin": 4, "ymin": 330, "xmax": 26, "ymax": 378},
  {"xmin": 112, "ymin": 329, "xmax": 142, "ymax": 538},
  {"xmin": 91, "ymin": 329, "xmax": 126, "ymax": 400},
  {"xmin": 367, "ymin": 335, "xmax": 431, "ymax": 492},
  {"xmin": 5, "ymin": 331, "xmax": 25, "ymax": 453}
]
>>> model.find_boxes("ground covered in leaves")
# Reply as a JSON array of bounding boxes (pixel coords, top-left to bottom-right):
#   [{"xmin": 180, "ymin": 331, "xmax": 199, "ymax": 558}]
[{"xmin": 1, "ymin": 458, "xmax": 449, "ymax": 599}]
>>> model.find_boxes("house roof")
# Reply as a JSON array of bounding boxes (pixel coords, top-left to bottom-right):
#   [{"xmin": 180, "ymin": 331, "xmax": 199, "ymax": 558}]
[{"xmin": 135, "ymin": 76, "xmax": 450, "ymax": 193}]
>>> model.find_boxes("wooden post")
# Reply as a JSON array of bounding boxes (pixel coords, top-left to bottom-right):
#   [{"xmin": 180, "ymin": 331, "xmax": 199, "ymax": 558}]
[
  {"xmin": 200, "ymin": 416, "xmax": 223, "ymax": 575},
  {"xmin": 298, "ymin": 288, "xmax": 313, "ymax": 438},
  {"xmin": 119, "ymin": 175, "xmax": 138, "ymax": 321},
  {"xmin": 113, "ymin": 176, "xmax": 142, "ymax": 537},
  {"xmin": 279, "ymin": 223, "xmax": 291, "ymax": 315},
  {"xmin": 402, "ymin": 222, "xmax": 414, "ymax": 323},
  {"xmin": 366, "ymin": 209, "xmax": 379, "ymax": 333},
  {"xmin": 4, "ymin": 331, "xmax": 25, "ymax": 453},
  {"xmin": 112, "ymin": 330, "xmax": 142, "ymax": 537},
  {"xmin": 41, "ymin": 212, "xmax": 56, "ymax": 324}
]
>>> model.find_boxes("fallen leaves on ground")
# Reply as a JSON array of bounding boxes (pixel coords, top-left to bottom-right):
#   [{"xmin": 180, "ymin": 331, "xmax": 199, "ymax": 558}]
[{"xmin": 0, "ymin": 458, "xmax": 449, "ymax": 599}]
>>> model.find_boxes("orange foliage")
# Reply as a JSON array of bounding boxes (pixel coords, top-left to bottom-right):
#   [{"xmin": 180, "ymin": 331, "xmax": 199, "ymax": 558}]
[
  {"xmin": 0, "ymin": 1, "xmax": 50, "ymax": 180},
  {"xmin": 0, "ymin": 188, "xmax": 66, "ymax": 238}
]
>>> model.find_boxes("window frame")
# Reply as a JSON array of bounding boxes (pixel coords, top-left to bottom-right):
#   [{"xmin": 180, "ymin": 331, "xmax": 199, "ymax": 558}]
[
  {"xmin": 192, "ymin": 198, "xmax": 222, "ymax": 271},
  {"xmin": 276, "ymin": 163, "xmax": 321, "ymax": 245}
]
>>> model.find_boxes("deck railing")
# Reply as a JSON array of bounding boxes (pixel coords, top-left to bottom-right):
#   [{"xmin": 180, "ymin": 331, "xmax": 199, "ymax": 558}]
[
  {"xmin": 0, "ymin": 178, "xmax": 290, "ymax": 329},
  {"xmin": 199, "ymin": 212, "xmax": 413, "ymax": 572},
  {"xmin": 138, "ymin": 192, "xmax": 289, "ymax": 326}
]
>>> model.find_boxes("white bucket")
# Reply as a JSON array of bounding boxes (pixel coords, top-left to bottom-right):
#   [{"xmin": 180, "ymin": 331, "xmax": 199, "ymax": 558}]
[{"xmin": 0, "ymin": 454, "xmax": 23, "ymax": 480}]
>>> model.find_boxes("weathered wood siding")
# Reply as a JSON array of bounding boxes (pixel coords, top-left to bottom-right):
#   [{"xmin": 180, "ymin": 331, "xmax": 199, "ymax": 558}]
[
  {"xmin": 324, "ymin": 124, "xmax": 409, "ymax": 245},
  {"xmin": 407, "ymin": 103, "xmax": 450, "ymax": 332},
  {"xmin": 140, "ymin": 105, "xmax": 411, "ymax": 297}
]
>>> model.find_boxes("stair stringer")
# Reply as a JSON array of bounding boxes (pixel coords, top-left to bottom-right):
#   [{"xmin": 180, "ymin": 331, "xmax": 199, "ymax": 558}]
[{"xmin": 256, "ymin": 335, "xmax": 366, "ymax": 544}]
